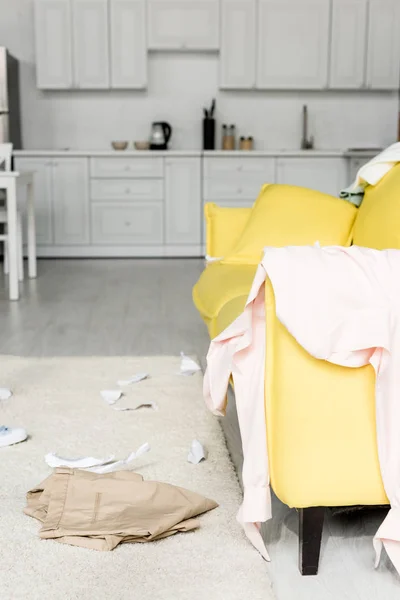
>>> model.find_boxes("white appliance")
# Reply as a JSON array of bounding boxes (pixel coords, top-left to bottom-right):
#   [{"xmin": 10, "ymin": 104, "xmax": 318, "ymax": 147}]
[{"xmin": 0, "ymin": 48, "xmax": 22, "ymax": 149}]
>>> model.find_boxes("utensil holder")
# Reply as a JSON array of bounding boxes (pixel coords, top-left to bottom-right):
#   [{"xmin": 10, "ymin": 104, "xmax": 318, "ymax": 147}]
[{"xmin": 203, "ymin": 118, "xmax": 215, "ymax": 150}]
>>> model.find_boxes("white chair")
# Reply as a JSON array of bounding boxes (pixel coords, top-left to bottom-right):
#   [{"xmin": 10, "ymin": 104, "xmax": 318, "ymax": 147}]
[{"xmin": 0, "ymin": 143, "xmax": 24, "ymax": 282}]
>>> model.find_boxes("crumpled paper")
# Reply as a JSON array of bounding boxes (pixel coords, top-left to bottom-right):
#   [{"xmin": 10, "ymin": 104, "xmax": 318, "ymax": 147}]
[
  {"xmin": 100, "ymin": 390, "xmax": 123, "ymax": 405},
  {"xmin": 45, "ymin": 443, "xmax": 151, "ymax": 473},
  {"xmin": 117, "ymin": 373, "xmax": 149, "ymax": 387},
  {"xmin": 113, "ymin": 400, "xmax": 158, "ymax": 412},
  {"xmin": 187, "ymin": 439, "xmax": 207, "ymax": 464},
  {"xmin": 0, "ymin": 388, "xmax": 12, "ymax": 401},
  {"xmin": 180, "ymin": 353, "xmax": 201, "ymax": 376}
]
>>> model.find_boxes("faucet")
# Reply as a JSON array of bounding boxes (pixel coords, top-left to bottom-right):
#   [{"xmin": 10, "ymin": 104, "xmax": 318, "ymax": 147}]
[{"xmin": 301, "ymin": 105, "xmax": 314, "ymax": 150}]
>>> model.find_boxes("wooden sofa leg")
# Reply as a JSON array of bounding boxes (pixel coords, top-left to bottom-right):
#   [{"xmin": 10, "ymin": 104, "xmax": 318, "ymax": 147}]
[{"xmin": 298, "ymin": 507, "xmax": 325, "ymax": 576}]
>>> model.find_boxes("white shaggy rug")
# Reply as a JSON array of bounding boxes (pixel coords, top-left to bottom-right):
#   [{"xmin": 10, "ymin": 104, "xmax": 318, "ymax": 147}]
[{"xmin": 0, "ymin": 356, "xmax": 274, "ymax": 600}]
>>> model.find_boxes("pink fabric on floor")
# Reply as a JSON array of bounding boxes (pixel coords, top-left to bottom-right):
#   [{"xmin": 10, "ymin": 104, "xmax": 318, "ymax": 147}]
[{"xmin": 204, "ymin": 244, "xmax": 400, "ymax": 575}]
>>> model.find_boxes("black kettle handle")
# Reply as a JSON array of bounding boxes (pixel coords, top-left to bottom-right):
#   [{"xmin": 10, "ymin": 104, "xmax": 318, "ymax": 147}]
[{"xmin": 162, "ymin": 122, "xmax": 172, "ymax": 143}]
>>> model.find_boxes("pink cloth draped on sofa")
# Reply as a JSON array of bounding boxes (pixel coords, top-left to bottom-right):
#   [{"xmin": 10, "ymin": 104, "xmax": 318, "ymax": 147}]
[{"xmin": 204, "ymin": 244, "xmax": 400, "ymax": 574}]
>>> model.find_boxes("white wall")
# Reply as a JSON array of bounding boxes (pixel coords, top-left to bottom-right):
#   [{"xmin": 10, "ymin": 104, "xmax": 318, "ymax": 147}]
[{"xmin": 0, "ymin": 0, "xmax": 398, "ymax": 151}]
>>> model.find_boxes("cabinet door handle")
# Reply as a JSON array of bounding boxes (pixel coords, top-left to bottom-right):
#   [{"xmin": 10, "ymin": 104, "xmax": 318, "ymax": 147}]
[
  {"xmin": 125, "ymin": 165, "xmax": 130, "ymax": 171},
  {"xmin": 124, "ymin": 221, "xmax": 131, "ymax": 227},
  {"xmin": 125, "ymin": 188, "xmax": 130, "ymax": 194}
]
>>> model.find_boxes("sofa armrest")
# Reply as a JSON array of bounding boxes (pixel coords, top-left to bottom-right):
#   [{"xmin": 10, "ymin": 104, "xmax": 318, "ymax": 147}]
[
  {"xmin": 264, "ymin": 277, "xmax": 387, "ymax": 509},
  {"xmin": 205, "ymin": 203, "xmax": 251, "ymax": 257}
]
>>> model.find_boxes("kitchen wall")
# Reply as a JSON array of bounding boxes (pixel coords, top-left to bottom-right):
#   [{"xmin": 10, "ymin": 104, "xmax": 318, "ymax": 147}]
[{"xmin": 0, "ymin": 0, "xmax": 398, "ymax": 151}]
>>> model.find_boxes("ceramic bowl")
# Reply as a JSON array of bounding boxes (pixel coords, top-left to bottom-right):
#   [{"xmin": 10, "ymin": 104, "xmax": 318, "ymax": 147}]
[
  {"xmin": 111, "ymin": 141, "xmax": 128, "ymax": 151},
  {"xmin": 134, "ymin": 141, "xmax": 150, "ymax": 151}
]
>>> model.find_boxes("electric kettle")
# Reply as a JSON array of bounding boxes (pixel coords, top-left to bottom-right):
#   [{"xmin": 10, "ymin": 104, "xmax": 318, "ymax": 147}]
[{"xmin": 150, "ymin": 122, "xmax": 172, "ymax": 150}]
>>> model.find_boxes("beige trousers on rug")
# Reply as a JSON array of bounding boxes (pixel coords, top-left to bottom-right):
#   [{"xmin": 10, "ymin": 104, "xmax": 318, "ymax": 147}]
[{"xmin": 25, "ymin": 468, "xmax": 218, "ymax": 551}]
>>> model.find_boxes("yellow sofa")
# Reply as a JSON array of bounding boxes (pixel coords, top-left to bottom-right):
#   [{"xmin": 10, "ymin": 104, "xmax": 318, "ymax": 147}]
[{"xmin": 193, "ymin": 166, "xmax": 400, "ymax": 575}]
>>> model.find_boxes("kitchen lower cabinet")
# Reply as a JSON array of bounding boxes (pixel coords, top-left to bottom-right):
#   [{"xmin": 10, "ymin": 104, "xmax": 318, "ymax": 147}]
[
  {"xmin": 276, "ymin": 157, "xmax": 348, "ymax": 196},
  {"xmin": 52, "ymin": 158, "xmax": 90, "ymax": 244},
  {"xmin": 91, "ymin": 203, "xmax": 163, "ymax": 245},
  {"xmin": 165, "ymin": 157, "xmax": 201, "ymax": 245},
  {"xmin": 14, "ymin": 152, "xmax": 365, "ymax": 257}
]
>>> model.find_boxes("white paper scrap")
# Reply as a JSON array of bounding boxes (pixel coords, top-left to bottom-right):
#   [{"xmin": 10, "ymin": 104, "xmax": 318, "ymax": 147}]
[
  {"xmin": 180, "ymin": 352, "xmax": 201, "ymax": 376},
  {"xmin": 85, "ymin": 443, "xmax": 151, "ymax": 474},
  {"xmin": 45, "ymin": 453, "xmax": 116, "ymax": 469},
  {"xmin": 187, "ymin": 439, "xmax": 207, "ymax": 464},
  {"xmin": 45, "ymin": 443, "xmax": 151, "ymax": 473},
  {"xmin": 205, "ymin": 255, "xmax": 223, "ymax": 263},
  {"xmin": 100, "ymin": 390, "xmax": 123, "ymax": 405},
  {"xmin": 0, "ymin": 388, "xmax": 12, "ymax": 401},
  {"xmin": 113, "ymin": 400, "xmax": 158, "ymax": 412},
  {"xmin": 117, "ymin": 373, "xmax": 149, "ymax": 387}
]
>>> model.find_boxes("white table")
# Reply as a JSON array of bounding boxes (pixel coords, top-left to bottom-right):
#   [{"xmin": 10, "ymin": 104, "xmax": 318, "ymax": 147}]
[{"xmin": 0, "ymin": 171, "xmax": 36, "ymax": 300}]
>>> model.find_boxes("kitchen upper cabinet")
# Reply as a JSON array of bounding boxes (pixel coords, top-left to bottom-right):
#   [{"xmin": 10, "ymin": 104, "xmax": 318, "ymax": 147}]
[
  {"xmin": 34, "ymin": 0, "xmax": 73, "ymax": 89},
  {"xmin": 52, "ymin": 158, "xmax": 90, "ymax": 244},
  {"xmin": 72, "ymin": 0, "xmax": 110, "ymax": 88},
  {"xmin": 276, "ymin": 157, "xmax": 348, "ymax": 197},
  {"xmin": 366, "ymin": 0, "xmax": 400, "ymax": 90},
  {"xmin": 165, "ymin": 158, "xmax": 201, "ymax": 245},
  {"xmin": 256, "ymin": 0, "xmax": 330, "ymax": 89},
  {"xmin": 329, "ymin": 0, "xmax": 367, "ymax": 89},
  {"xmin": 14, "ymin": 157, "xmax": 54, "ymax": 245},
  {"xmin": 147, "ymin": 0, "xmax": 219, "ymax": 50},
  {"xmin": 220, "ymin": 0, "xmax": 256, "ymax": 89},
  {"xmin": 110, "ymin": 0, "xmax": 147, "ymax": 89}
]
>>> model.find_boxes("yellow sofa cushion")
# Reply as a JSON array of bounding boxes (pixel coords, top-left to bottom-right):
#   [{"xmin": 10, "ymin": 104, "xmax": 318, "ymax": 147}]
[
  {"xmin": 192, "ymin": 262, "xmax": 256, "ymax": 321},
  {"xmin": 352, "ymin": 163, "xmax": 400, "ymax": 249},
  {"xmin": 222, "ymin": 184, "xmax": 358, "ymax": 265},
  {"xmin": 205, "ymin": 203, "xmax": 252, "ymax": 257}
]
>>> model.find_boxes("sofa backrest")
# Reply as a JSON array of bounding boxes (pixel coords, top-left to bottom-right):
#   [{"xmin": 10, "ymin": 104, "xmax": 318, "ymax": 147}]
[{"xmin": 353, "ymin": 163, "xmax": 400, "ymax": 249}]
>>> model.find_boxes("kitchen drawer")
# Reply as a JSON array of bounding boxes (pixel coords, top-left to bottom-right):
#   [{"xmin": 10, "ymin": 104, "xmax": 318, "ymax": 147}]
[
  {"xmin": 91, "ymin": 178, "xmax": 164, "ymax": 201},
  {"xmin": 203, "ymin": 176, "xmax": 268, "ymax": 201},
  {"xmin": 90, "ymin": 157, "xmax": 164, "ymax": 178},
  {"xmin": 91, "ymin": 202, "xmax": 163, "ymax": 245},
  {"xmin": 203, "ymin": 157, "xmax": 275, "ymax": 179}
]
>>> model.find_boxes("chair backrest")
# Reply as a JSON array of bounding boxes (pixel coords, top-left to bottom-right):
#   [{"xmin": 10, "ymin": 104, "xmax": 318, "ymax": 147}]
[{"xmin": 0, "ymin": 143, "xmax": 12, "ymax": 171}]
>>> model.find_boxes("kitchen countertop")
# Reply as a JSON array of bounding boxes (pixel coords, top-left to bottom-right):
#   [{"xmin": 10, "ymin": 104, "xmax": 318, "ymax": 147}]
[{"xmin": 13, "ymin": 149, "xmax": 380, "ymax": 157}]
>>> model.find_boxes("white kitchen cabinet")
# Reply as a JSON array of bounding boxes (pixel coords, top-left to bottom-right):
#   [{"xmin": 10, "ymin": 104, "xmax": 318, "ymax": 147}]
[
  {"xmin": 52, "ymin": 158, "xmax": 90, "ymax": 244},
  {"xmin": 276, "ymin": 157, "xmax": 348, "ymax": 197},
  {"xmin": 220, "ymin": 0, "xmax": 256, "ymax": 89},
  {"xmin": 91, "ymin": 178, "xmax": 164, "ymax": 201},
  {"xmin": 366, "ymin": 0, "xmax": 400, "ymax": 90},
  {"xmin": 165, "ymin": 158, "xmax": 201, "ymax": 245},
  {"xmin": 34, "ymin": 0, "xmax": 73, "ymax": 89},
  {"xmin": 203, "ymin": 156, "xmax": 276, "ymax": 201},
  {"xmin": 329, "ymin": 0, "xmax": 367, "ymax": 89},
  {"xmin": 256, "ymin": 0, "xmax": 330, "ymax": 89},
  {"xmin": 91, "ymin": 203, "xmax": 164, "ymax": 245},
  {"xmin": 72, "ymin": 0, "xmax": 110, "ymax": 89},
  {"xmin": 14, "ymin": 157, "xmax": 54, "ymax": 245},
  {"xmin": 110, "ymin": 0, "xmax": 147, "ymax": 89},
  {"xmin": 147, "ymin": 0, "xmax": 219, "ymax": 50}
]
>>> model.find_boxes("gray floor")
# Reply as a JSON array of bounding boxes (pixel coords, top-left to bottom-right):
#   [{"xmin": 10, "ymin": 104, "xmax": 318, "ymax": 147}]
[
  {"xmin": 2, "ymin": 259, "xmax": 400, "ymax": 599},
  {"xmin": 0, "ymin": 258, "xmax": 208, "ymax": 357}
]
